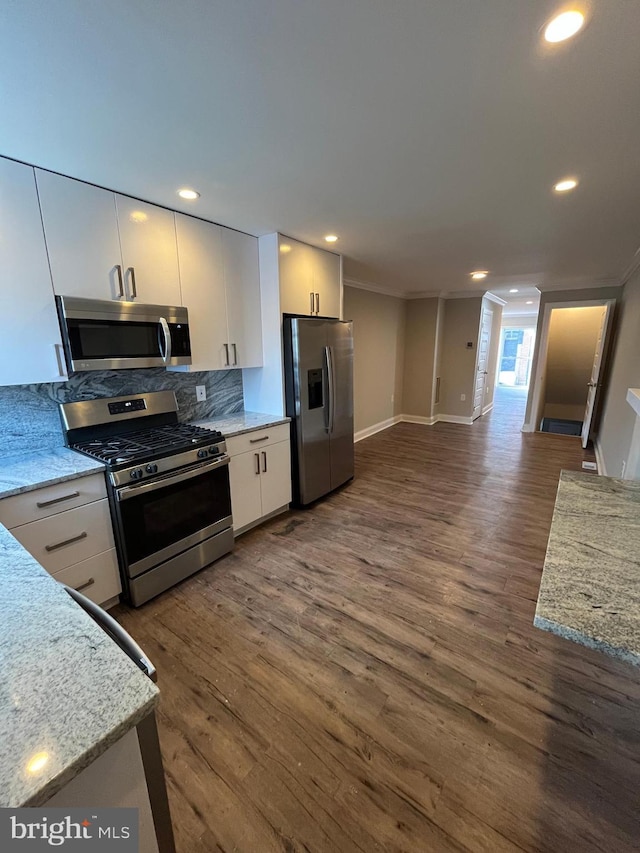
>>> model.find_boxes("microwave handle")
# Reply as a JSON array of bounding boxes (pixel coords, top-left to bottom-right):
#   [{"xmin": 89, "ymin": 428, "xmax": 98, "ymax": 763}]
[{"xmin": 159, "ymin": 317, "xmax": 172, "ymax": 364}]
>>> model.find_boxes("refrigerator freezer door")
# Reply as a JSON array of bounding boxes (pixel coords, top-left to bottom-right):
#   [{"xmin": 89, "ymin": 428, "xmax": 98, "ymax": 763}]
[
  {"xmin": 328, "ymin": 321, "xmax": 354, "ymax": 489},
  {"xmin": 290, "ymin": 318, "xmax": 332, "ymax": 504}
]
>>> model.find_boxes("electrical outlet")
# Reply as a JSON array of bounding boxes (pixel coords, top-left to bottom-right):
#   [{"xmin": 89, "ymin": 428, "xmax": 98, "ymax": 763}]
[
  {"xmin": 391, "ymin": 394, "xmax": 395, "ymax": 403},
  {"xmin": 460, "ymin": 394, "xmax": 466, "ymax": 401},
  {"xmin": 621, "ymin": 460, "xmax": 626, "ymax": 478},
  {"xmin": 195, "ymin": 385, "xmax": 206, "ymax": 402}
]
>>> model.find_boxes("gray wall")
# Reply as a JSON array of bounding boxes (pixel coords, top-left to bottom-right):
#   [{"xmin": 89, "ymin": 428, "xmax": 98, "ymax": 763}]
[
  {"xmin": 343, "ymin": 286, "xmax": 406, "ymax": 434},
  {"xmin": 0, "ymin": 368, "xmax": 243, "ymax": 458},
  {"xmin": 402, "ymin": 297, "xmax": 439, "ymax": 418},
  {"xmin": 598, "ymin": 270, "xmax": 640, "ymax": 476},
  {"xmin": 439, "ymin": 297, "xmax": 483, "ymax": 418}
]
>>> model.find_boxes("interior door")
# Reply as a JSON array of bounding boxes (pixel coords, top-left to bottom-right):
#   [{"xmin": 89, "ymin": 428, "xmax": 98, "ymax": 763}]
[
  {"xmin": 291, "ymin": 318, "xmax": 331, "ymax": 504},
  {"xmin": 328, "ymin": 321, "xmax": 354, "ymax": 489},
  {"xmin": 581, "ymin": 303, "xmax": 614, "ymax": 449},
  {"xmin": 473, "ymin": 309, "xmax": 492, "ymax": 420}
]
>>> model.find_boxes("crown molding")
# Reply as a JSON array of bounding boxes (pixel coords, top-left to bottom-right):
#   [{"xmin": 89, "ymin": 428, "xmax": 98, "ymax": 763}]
[
  {"xmin": 621, "ymin": 246, "xmax": 640, "ymax": 286},
  {"xmin": 483, "ymin": 291, "xmax": 507, "ymax": 306}
]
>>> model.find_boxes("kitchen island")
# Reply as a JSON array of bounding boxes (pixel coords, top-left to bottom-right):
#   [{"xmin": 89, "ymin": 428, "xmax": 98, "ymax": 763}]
[
  {"xmin": 0, "ymin": 522, "xmax": 158, "ymax": 807},
  {"xmin": 534, "ymin": 470, "xmax": 640, "ymax": 667}
]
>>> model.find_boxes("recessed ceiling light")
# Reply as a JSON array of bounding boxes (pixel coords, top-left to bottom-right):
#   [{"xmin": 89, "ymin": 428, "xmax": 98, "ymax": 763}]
[
  {"xmin": 554, "ymin": 178, "xmax": 578, "ymax": 193},
  {"xmin": 470, "ymin": 270, "xmax": 488, "ymax": 280},
  {"xmin": 324, "ymin": 234, "xmax": 339, "ymax": 243},
  {"xmin": 526, "ymin": 300, "xmax": 534, "ymax": 305},
  {"xmin": 544, "ymin": 10, "xmax": 585, "ymax": 43},
  {"xmin": 177, "ymin": 188, "xmax": 200, "ymax": 200},
  {"xmin": 509, "ymin": 288, "xmax": 519, "ymax": 293}
]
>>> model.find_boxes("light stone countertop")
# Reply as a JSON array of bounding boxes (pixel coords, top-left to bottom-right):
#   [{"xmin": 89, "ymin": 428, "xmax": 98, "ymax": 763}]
[
  {"xmin": 193, "ymin": 410, "xmax": 290, "ymax": 437},
  {"xmin": 0, "ymin": 448, "xmax": 106, "ymax": 500},
  {"xmin": 534, "ymin": 470, "xmax": 640, "ymax": 667},
  {"xmin": 0, "ymin": 523, "xmax": 158, "ymax": 807}
]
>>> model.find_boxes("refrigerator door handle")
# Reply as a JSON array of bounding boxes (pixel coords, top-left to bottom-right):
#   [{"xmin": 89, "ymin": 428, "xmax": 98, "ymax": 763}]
[{"xmin": 325, "ymin": 345, "xmax": 335, "ymax": 434}]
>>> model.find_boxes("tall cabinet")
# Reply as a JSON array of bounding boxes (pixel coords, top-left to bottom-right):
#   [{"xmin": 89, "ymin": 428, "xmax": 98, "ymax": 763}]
[{"xmin": 0, "ymin": 159, "xmax": 68, "ymax": 385}]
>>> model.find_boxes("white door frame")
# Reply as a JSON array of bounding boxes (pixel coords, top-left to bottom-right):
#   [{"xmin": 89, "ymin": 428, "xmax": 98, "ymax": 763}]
[{"xmin": 523, "ymin": 298, "xmax": 617, "ymax": 433}]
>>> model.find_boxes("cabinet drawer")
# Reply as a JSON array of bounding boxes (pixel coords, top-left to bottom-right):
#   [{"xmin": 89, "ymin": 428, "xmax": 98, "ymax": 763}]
[
  {"xmin": 10, "ymin": 499, "xmax": 115, "ymax": 574},
  {"xmin": 0, "ymin": 473, "xmax": 107, "ymax": 529},
  {"xmin": 226, "ymin": 423, "xmax": 290, "ymax": 457},
  {"xmin": 53, "ymin": 549, "xmax": 122, "ymax": 608}
]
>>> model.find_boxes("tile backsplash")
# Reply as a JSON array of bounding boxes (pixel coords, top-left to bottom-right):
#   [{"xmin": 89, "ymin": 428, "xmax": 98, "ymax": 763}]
[{"xmin": 0, "ymin": 368, "xmax": 243, "ymax": 458}]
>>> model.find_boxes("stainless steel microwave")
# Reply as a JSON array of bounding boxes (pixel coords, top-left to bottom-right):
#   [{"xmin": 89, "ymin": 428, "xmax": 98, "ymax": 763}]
[{"xmin": 56, "ymin": 296, "xmax": 192, "ymax": 372}]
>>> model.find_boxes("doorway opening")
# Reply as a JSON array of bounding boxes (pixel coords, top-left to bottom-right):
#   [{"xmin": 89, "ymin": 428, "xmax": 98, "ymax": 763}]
[
  {"xmin": 498, "ymin": 328, "xmax": 536, "ymax": 388},
  {"xmin": 525, "ymin": 299, "xmax": 615, "ymax": 448}
]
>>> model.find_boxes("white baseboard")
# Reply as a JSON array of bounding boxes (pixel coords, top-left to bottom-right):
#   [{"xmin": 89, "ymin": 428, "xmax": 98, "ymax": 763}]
[
  {"xmin": 482, "ymin": 403, "xmax": 494, "ymax": 416},
  {"xmin": 521, "ymin": 423, "xmax": 535, "ymax": 433},
  {"xmin": 437, "ymin": 414, "xmax": 474, "ymax": 425},
  {"xmin": 355, "ymin": 411, "xmax": 478, "ymax": 442},
  {"xmin": 354, "ymin": 416, "xmax": 401, "ymax": 442},
  {"xmin": 593, "ymin": 438, "xmax": 606, "ymax": 476},
  {"xmin": 399, "ymin": 413, "xmax": 438, "ymax": 426}
]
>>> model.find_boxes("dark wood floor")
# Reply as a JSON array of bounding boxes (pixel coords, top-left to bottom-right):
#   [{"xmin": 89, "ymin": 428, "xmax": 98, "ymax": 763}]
[{"xmin": 115, "ymin": 387, "xmax": 640, "ymax": 852}]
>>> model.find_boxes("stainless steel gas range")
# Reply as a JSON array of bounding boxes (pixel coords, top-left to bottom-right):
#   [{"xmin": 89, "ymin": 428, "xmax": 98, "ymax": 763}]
[{"xmin": 60, "ymin": 391, "xmax": 232, "ymax": 606}]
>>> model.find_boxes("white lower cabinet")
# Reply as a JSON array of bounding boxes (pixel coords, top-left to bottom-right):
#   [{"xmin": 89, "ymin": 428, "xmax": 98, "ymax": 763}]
[
  {"xmin": 0, "ymin": 473, "xmax": 121, "ymax": 608},
  {"xmin": 227, "ymin": 426, "xmax": 291, "ymax": 534}
]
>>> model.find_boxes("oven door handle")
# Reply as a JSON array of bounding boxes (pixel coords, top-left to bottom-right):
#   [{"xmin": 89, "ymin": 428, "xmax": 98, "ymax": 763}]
[
  {"xmin": 63, "ymin": 584, "xmax": 157, "ymax": 681},
  {"xmin": 116, "ymin": 455, "xmax": 230, "ymax": 502},
  {"xmin": 159, "ymin": 317, "xmax": 172, "ymax": 364}
]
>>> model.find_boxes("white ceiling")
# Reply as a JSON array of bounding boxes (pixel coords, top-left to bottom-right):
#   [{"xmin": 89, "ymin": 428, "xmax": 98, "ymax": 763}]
[{"xmin": 2, "ymin": 1, "xmax": 640, "ymax": 296}]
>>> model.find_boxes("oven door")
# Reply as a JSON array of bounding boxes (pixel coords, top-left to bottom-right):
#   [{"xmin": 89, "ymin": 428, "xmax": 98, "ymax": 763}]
[{"xmin": 114, "ymin": 456, "xmax": 232, "ymax": 578}]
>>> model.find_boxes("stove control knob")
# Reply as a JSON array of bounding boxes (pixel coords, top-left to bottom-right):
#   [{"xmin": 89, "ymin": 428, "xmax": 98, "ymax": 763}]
[
  {"xmin": 208, "ymin": 445, "xmax": 219, "ymax": 456},
  {"xmin": 146, "ymin": 463, "xmax": 158, "ymax": 474},
  {"xmin": 197, "ymin": 449, "xmax": 208, "ymax": 459},
  {"xmin": 130, "ymin": 468, "xmax": 143, "ymax": 480}
]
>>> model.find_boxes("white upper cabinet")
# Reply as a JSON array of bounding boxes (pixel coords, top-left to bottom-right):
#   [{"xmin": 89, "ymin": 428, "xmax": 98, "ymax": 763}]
[
  {"xmin": 115, "ymin": 196, "xmax": 182, "ymax": 306},
  {"xmin": 174, "ymin": 214, "xmax": 228, "ymax": 371},
  {"xmin": 174, "ymin": 217, "xmax": 262, "ymax": 371},
  {"xmin": 278, "ymin": 236, "xmax": 315, "ymax": 316},
  {"xmin": 312, "ymin": 246, "xmax": 341, "ymax": 318},
  {"xmin": 222, "ymin": 228, "xmax": 262, "ymax": 368},
  {"xmin": 0, "ymin": 159, "xmax": 67, "ymax": 385},
  {"xmin": 36, "ymin": 170, "xmax": 125, "ymax": 301},
  {"xmin": 278, "ymin": 235, "xmax": 341, "ymax": 317}
]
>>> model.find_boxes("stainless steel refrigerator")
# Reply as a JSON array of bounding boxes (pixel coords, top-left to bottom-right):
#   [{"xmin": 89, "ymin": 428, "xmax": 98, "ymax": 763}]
[{"xmin": 283, "ymin": 316, "xmax": 354, "ymax": 506}]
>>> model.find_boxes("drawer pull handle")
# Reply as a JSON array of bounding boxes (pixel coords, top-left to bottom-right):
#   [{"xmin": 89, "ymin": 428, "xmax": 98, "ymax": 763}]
[
  {"xmin": 73, "ymin": 577, "xmax": 95, "ymax": 593},
  {"xmin": 45, "ymin": 531, "xmax": 88, "ymax": 552},
  {"xmin": 36, "ymin": 491, "xmax": 80, "ymax": 509},
  {"xmin": 249, "ymin": 435, "xmax": 269, "ymax": 444}
]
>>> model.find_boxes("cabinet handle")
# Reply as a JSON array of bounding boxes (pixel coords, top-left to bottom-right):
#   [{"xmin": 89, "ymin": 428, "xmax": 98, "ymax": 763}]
[
  {"xmin": 249, "ymin": 435, "xmax": 269, "ymax": 443},
  {"xmin": 223, "ymin": 343, "xmax": 230, "ymax": 366},
  {"xmin": 73, "ymin": 577, "xmax": 95, "ymax": 593},
  {"xmin": 262, "ymin": 451, "xmax": 267, "ymax": 473},
  {"xmin": 315, "ymin": 293, "xmax": 320, "ymax": 315},
  {"xmin": 53, "ymin": 344, "xmax": 67, "ymax": 379},
  {"xmin": 310, "ymin": 292, "xmax": 314, "ymax": 314},
  {"xmin": 254, "ymin": 453, "xmax": 260, "ymax": 475},
  {"xmin": 128, "ymin": 266, "xmax": 137, "ymax": 299},
  {"xmin": 36, "ymin": 491, "xmax": 80, "ymax": 509},
  {"xmin": 45, "ymin": 531, "xmax": 87, "ymax": 552},
  {"xmin": 232, "ymin": 343, "xmax": 237, "ymax": 366},
  {"xmin": 115, "ymin": 264, "xmax": 124, "ymax": 298}
]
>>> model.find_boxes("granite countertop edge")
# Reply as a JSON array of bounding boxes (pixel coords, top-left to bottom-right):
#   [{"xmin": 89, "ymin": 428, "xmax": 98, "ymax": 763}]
[
  {"xmin": 0, "ymin": 449, "xmax": 106, "ymax": 500},
  {"xmin": 533, "ymin": 614, "xmax": 640, "ymax": 668},
  {"xmin": 193, "ymin": 410, "xmax": 291, "ymax": 438},
  {"xmin": 22, "ymin": 692, "xmax": 159, "ymax": 808}
]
